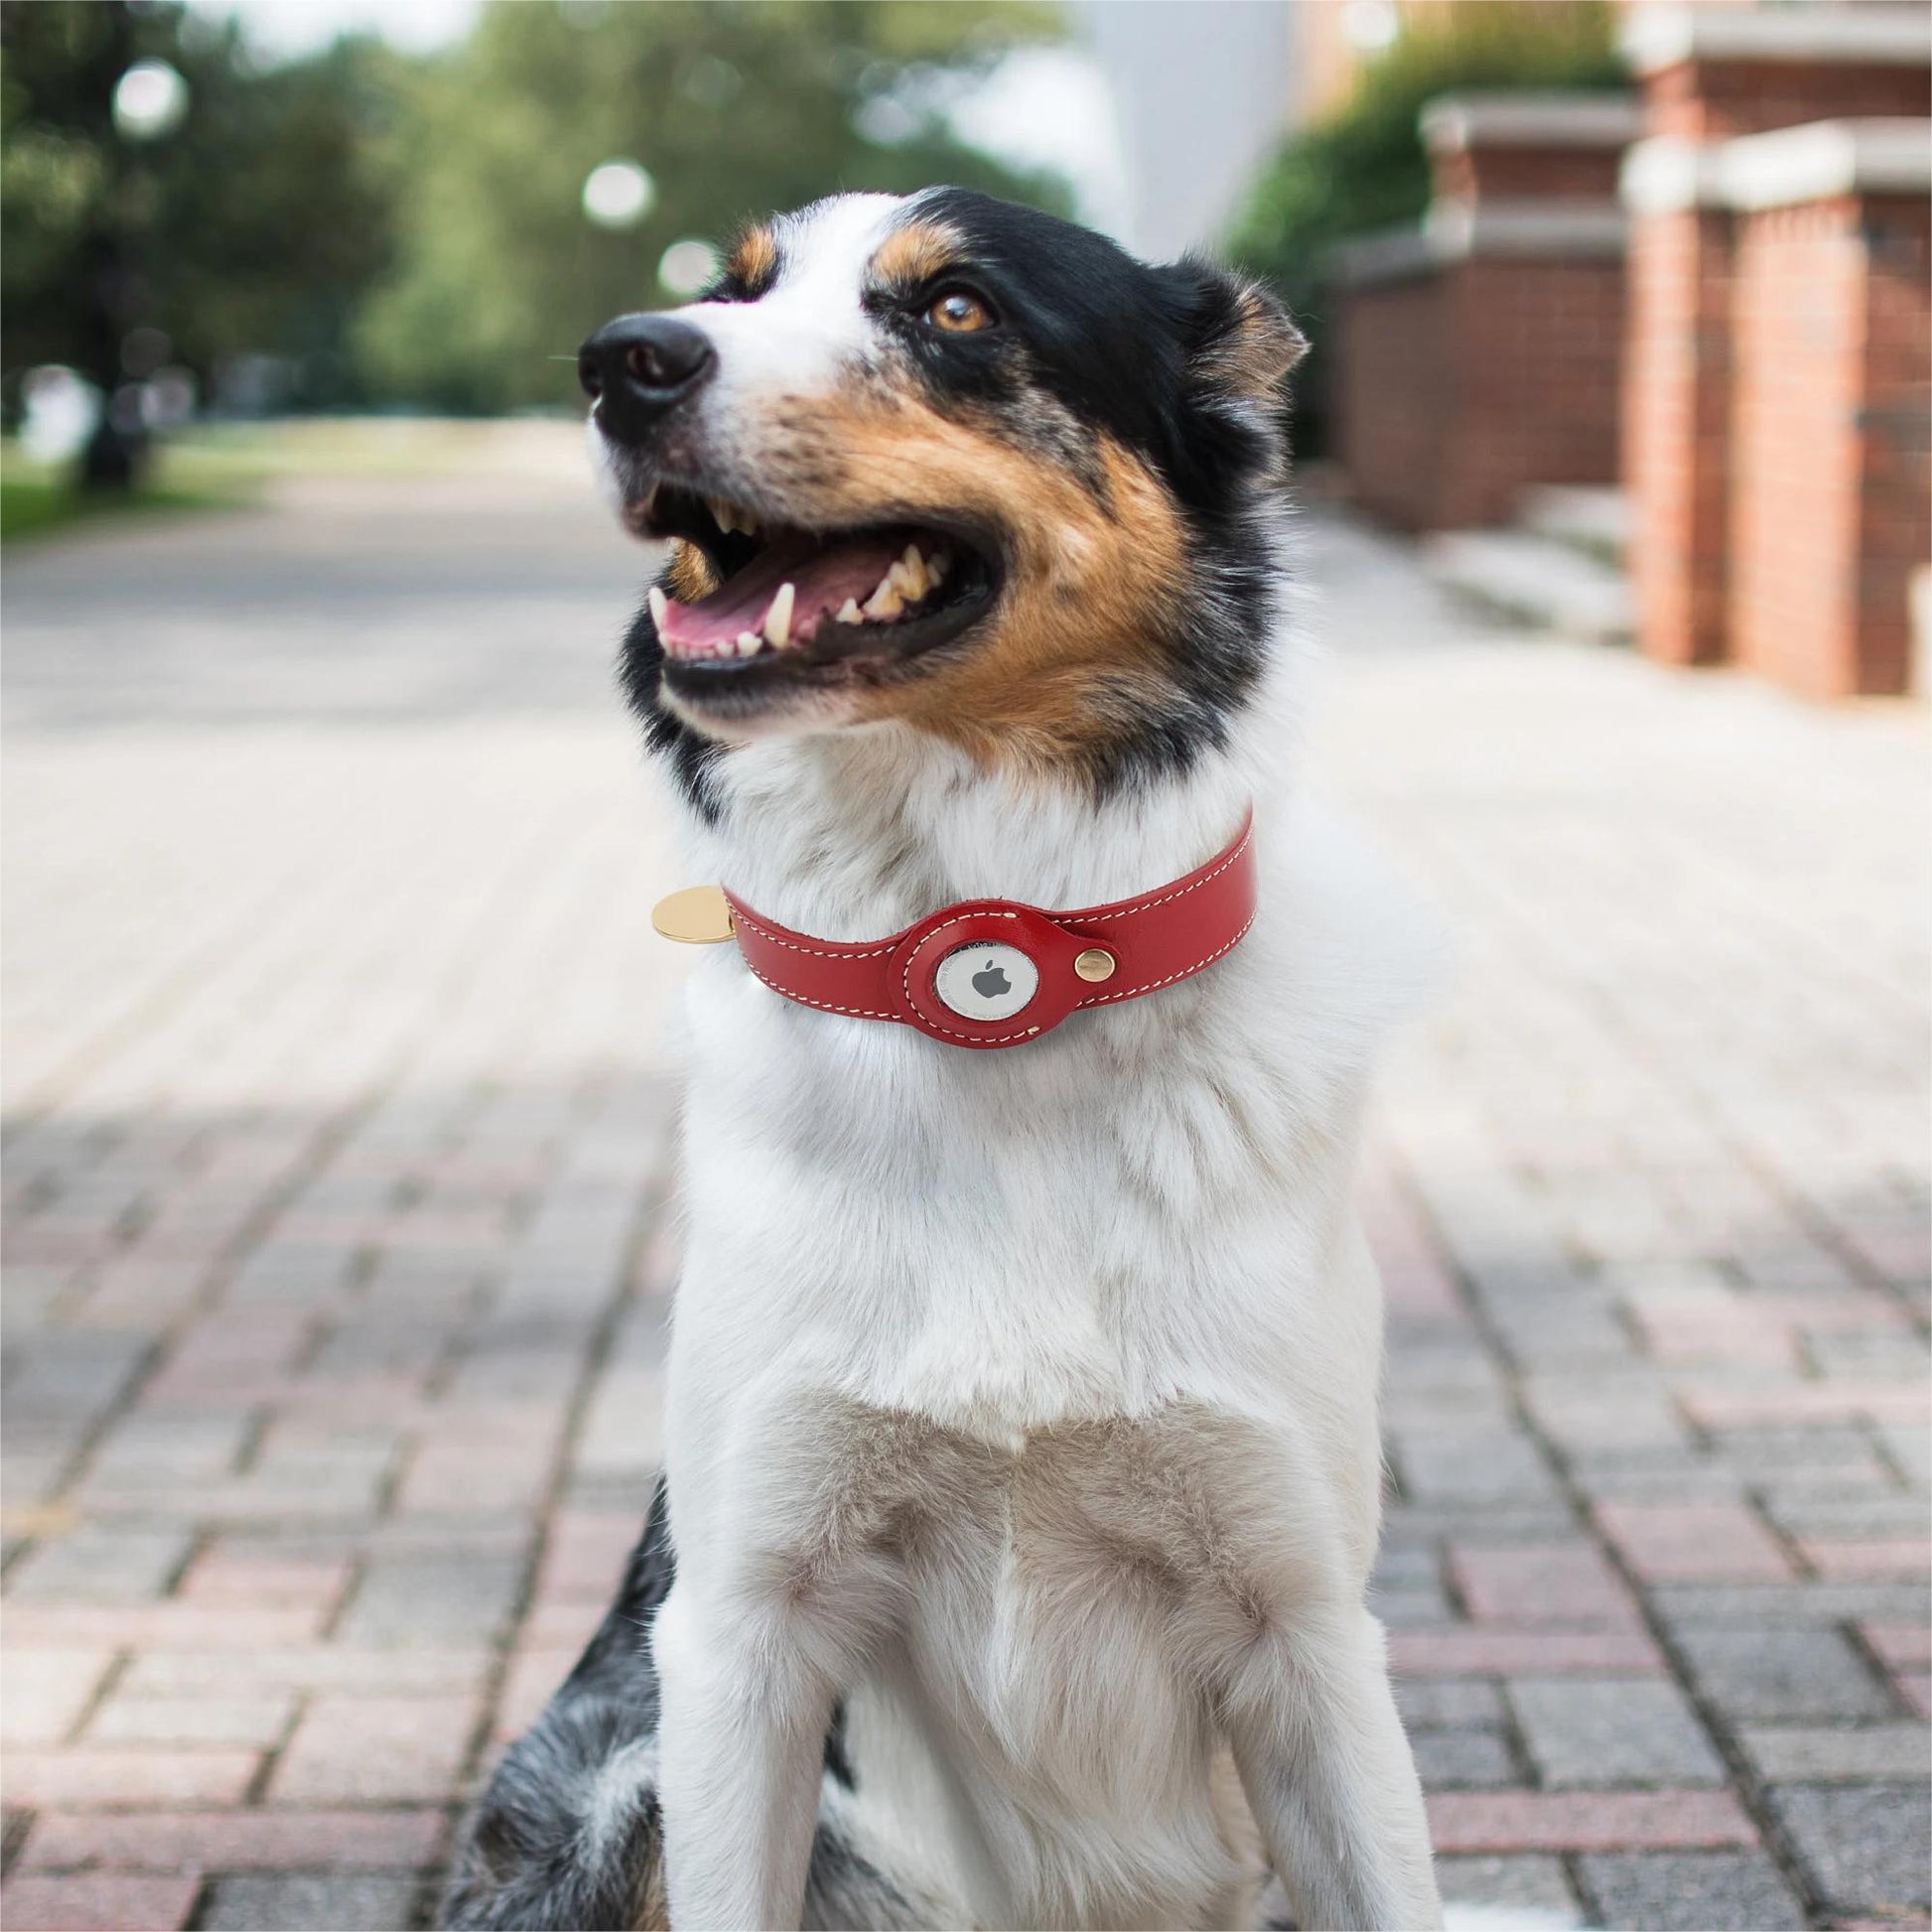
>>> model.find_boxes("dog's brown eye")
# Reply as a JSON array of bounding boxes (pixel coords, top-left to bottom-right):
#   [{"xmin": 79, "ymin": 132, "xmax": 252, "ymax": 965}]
[{"xmin": 925, "ymin": 289, "xmax": 993, "ymax": 335}]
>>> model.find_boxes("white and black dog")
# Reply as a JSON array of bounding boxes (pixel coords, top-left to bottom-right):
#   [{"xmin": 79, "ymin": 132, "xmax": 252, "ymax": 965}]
[{"xmin": 443, "ymin": 189, "xmax": 1442, "ymax": 1932}]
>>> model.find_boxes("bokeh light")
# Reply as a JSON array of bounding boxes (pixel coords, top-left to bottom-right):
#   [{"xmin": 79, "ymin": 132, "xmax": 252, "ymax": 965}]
[
  {"xmin": 112, "ymin": 60, "xmax": 191, "ymax": 141},
  {"xmin": 657, "ymin": 238, "xmax": 720, "ymax": 298},
  {"xmin": 581, "ymin": 159, "xmax": 654, "ymax": 229}
]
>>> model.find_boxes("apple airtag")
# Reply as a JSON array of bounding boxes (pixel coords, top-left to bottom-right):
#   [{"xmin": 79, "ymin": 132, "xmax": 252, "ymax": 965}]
[{"xmin": 933, "ymin": 941, "xmax": 1038, "ymax": 1023}]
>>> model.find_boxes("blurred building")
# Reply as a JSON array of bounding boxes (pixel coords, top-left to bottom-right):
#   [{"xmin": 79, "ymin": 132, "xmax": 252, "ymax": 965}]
[
  {"xmin": 1293, "ymin": 0, "xmax": 1767, "ymax": 121},
  {"xmin": 1295, "ymin": 0, "xmax": 1459, "ymax": 121},
  {"xmin": 1078, "ymin": 0, "xmax": 1471, "ymax": 254},
  {"xmin": 1080, "ymin": 1, "xmax": 1295, "ymax": 258}
]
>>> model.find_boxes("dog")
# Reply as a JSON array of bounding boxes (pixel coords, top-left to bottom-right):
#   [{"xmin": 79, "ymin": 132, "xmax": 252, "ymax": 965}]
[{"xmin": 441, "ymin": 188, "xmax": 1443, "ymax": 1932}]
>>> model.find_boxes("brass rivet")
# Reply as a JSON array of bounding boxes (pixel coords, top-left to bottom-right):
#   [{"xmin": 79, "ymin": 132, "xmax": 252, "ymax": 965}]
[
  {"xmin": 1073, "ymin": 947, "xmax": 1117, "ymax": 983},
  {"xmin": 651, "ymin": 885, "xmax": 737, "ymax": 944}
]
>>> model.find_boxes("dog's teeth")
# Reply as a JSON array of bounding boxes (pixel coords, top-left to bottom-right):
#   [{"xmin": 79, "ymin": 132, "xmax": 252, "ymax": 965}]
[
  {"xmin": 735, "ymin": 629, "xmax": 761, "ymax": 657},
  {"xmin": 926, "ymin": 548, "xmax": 950, "ymax": 584},
  {"xmin": 706, "ymin": 497, "xmax": 759, "ymax": 538},
  {"xmin": 647, "ymin": 585, "xmax": 669, "ymax": 628},
  {"xmin": 863, "ymin": 576, "xmax": 904, "ymax": 621},
  {"xmin": 763, "ymin": 582, "xmax": 794, "ymax": 649},
  {"xmin": 889, "ymin": 545, "xmax": 928, "ymax": 601},
  {"xmin": 835, "ymin": 598, "xmax": 864, "ymax": 625}
]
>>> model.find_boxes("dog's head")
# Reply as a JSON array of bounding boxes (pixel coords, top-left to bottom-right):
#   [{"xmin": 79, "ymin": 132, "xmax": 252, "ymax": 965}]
[{"xmin": 583, "ymin": 190, "xmax": 1303, "ymax": 794}]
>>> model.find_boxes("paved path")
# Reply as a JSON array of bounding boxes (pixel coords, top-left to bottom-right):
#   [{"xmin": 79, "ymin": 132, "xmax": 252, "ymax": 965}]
[{"xmin": 3, "ymin": 441, "xmax": 1926, "ymax": 1932}]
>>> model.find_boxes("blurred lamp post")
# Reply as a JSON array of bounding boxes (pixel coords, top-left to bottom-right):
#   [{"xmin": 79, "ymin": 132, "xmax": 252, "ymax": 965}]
[
  {"xmin": 582, "ymin": 160, "xmax": 654, "ymax": 230},
  {"xmin": 83, "ymin": 56, "xmax": 190, "ymax": 489}
]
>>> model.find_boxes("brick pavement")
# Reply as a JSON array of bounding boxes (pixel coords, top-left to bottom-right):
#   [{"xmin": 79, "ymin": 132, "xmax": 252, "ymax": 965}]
[{"xmin": 3, "ymin": 442, "xmax": 1926, "ymax": 1929}]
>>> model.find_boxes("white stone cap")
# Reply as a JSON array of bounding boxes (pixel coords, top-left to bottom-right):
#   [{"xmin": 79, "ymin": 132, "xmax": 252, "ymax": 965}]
[
  {"xmin": 1421, "ymin": 92, "xmax": 1643, "ymax": 153},
  {"xmin": 1721, "ymin": 117, "xmax": 1931, "ymax": 207},
  {"xmin": 1623, "ymin": 119, "xmax": 1932, "ymax": 211},
  {"xmin": 1622, "ymin": 4, "xmax": 1932, "ymax": 74},
  {"xmin": 1427, "ymin": 201, "xmax": 1629, "ymax": 252},
  {"xmin": 1331, "ymin": 201, "xmax": 1628, "ymax": 286},
  {"xmin": 1621, "ymin": 135, "xmax": 1729, "ymax": 212}
]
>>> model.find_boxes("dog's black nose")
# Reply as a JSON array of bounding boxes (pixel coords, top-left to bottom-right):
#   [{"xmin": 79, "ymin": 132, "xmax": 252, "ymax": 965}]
[{"xmin": 579, "ymin": 315, "xmax": 717, "ymax": 441}]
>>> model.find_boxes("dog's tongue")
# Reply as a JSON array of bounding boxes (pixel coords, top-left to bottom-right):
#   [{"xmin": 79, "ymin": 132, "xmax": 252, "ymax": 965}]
[{"xmin": 657, "ymin": 532, "xmax": 904, "ymax": 653}]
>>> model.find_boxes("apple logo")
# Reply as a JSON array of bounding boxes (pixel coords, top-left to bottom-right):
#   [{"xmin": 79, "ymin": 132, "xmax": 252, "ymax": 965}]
[
  {"xmin": 933, "ymin": 943, "xmax": 1036, "ymax": 1021},
  {"xmin": 972, "ymin": 959, "xmax": 1012, "ymax": 999}
]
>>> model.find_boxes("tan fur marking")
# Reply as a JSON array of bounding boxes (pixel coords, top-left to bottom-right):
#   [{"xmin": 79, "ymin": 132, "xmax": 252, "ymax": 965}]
[
  {"xmin": 890, "ymin": 436, "xmax": 1189, "ymax": 772},
  {"xmin": 631, "ymin": 1856, "xmax": 669, "ymax": 1932},
  {"xmin": 868, "ymin": 218, "xmax": 966, "ymax": 293},
  {"xmin": 665, "ymin": 540, "xmax": 720, "ymax": 604},
  {"xmin": 758, "ymin": 387, "xmax": 1191, "ymax": 771},
  {"xmin": 726, "ymin": 223, "xmax": 779, "ymax": 296}
]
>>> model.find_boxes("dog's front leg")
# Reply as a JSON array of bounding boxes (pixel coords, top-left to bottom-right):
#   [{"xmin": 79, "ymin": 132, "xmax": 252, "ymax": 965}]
[
  {"xmin": 652, "ymin": 1584, "xmax": 833, "ymax": 1931},
  {"xmin": 1225, "ymin": 1606, "xmax": 1443, "ymax": 1931}
]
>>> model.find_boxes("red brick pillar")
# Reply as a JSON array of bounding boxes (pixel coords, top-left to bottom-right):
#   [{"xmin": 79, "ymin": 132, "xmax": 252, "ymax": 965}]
[
  {"xmin": 1620, "ymin": 172, "xmax": 1733, "ymax": 665},
  {"xmin": 1618, "ymin": 5, "xmax": 1931, "ymax": 670},
  {"xmin": 1331, "ymin": 92, "xmax": 1638, "ymax": 530},
  {"xmin": 1725, "ymin": 123, "xmax": 1930, "ymax": 697}
]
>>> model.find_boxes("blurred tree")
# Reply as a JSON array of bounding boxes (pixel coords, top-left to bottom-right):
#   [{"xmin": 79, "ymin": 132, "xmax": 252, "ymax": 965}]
[
  {"xmin": 353, "ymin": 0, "xmax": 1067, "ymax": 413},
  {"xmin": 1, "ymin": 1, "xmax": 396, "ymax": 429},
  {"xmin": 138, "ymin": 32, "xmax": 400, "ymax": 405},
  {"xmin": 3, "ymin": 0, "xmax": 1065, "ymax": 426},
  {"xmin": 1, "ymin": 3, "xmax": 131, "ymax": 411},
  {"xmin": 1228, "ymin": 1, "xmax": 1622, "ymax": 453}
]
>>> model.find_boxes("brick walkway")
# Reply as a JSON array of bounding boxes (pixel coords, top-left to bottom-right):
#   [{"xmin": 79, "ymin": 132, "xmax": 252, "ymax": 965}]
[{"xmin": 3, "ymin": 448, "xmax": 1926, "ymax": 1931}]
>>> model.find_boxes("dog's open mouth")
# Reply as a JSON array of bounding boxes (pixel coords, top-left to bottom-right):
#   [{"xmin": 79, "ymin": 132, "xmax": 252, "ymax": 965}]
[{"xmin": 630, "ymin": 484, "xmax": 998, "ymax": 688}]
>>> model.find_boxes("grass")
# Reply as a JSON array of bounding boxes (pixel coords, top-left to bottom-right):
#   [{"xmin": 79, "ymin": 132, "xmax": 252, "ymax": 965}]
[
  {"xmin": 0, "ymin": 464, "xmax": 242, "ymax": 543},
  {"xmin": 2, "ymin": 416, "xmax": 565, "ymax": 544},
  {"xmin": 0, "ymin": 434, "xmax": 279, "ymax": 544}
]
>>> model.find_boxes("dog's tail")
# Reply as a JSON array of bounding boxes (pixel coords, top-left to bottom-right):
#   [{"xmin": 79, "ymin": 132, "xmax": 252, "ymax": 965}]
[{"xmin": 439, "ymin": 1477, "xmax": 939, "ymax": 1931}]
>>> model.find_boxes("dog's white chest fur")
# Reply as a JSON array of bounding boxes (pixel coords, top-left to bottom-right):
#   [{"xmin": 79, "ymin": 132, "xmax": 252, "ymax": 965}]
[{"xmin": 645, "ymin": 720, "xmax": 1437, "ymax": 1928}]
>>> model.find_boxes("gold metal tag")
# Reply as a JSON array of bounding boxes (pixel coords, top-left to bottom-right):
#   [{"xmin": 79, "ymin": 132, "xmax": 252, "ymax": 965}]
[{"xmin": 651, "ymin": 885, "xmax": 737, "ymax": 945}]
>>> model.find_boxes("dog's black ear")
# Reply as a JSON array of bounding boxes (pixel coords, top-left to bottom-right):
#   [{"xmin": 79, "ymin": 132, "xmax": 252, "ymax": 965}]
[{"xmin": 1166, "ymin": 261, "xmax": 1308, "ymax": 403}]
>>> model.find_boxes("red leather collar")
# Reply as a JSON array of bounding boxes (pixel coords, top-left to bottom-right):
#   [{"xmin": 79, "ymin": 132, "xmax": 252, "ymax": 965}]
[{"xmin": 720, "ymin": 809, "xmax": 1255, "ymax": 1049}]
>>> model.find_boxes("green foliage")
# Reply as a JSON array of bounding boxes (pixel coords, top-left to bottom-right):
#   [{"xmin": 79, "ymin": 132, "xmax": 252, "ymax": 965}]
[
  {"xmin": 2, "ymin": 2, "xmax": 395, "ymax": 405},
  {"xmin": 138, "ymin": 35, "xmax": 400, "ymax": 396},
  {"xmin": 2, "ymin": 0, "xmax": 1065, "ymax": 418},
  {"xmin": 1228, "ymin": 1, "xmax": 1621, "ymax": 443},
  {"xmin": 3, "ymin": 3, "xmax": 123, "ymax": 375},
  {"xmin": 353, "ymin": 1, "xmax": 1066, "ymax": 413}
]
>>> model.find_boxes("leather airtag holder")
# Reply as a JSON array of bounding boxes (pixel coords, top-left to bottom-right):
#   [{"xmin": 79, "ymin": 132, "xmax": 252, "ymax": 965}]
[
  {"xmin": 896, "ymin": 902, "xmax": 1087, "ymax": 1047},
  {"xmin": 656, "ymin": 807, "xmax": 1256, "ymax": 1051}
]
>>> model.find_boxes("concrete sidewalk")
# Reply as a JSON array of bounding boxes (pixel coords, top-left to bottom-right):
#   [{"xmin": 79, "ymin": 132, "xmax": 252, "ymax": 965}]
[{"xmin": 3, "ymin": 453, "xmax": 1926, "ymax": 1931}]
